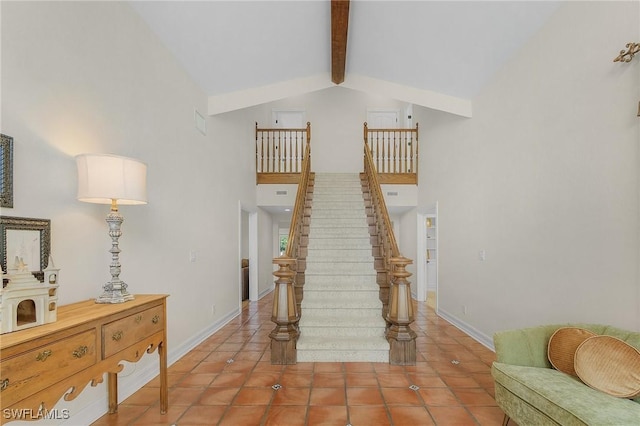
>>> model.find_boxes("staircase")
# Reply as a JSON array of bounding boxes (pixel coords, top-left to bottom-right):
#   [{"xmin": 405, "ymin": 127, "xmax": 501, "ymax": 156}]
[{"xmin": 297, "ymin": 173, "xmax": 389, "ymax": 362}]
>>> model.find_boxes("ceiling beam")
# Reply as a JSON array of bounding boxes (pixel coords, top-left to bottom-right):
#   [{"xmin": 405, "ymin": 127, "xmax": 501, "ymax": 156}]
[{"xmin": 331, "ymin": 0, "xmax": 350, "ymax": 84}]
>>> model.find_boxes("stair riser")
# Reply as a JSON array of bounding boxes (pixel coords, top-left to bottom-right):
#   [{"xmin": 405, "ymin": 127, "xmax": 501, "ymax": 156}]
[
  {"xmin": 307, "ymin": 238, "xmax": 371, "ymax": 249},
  {"xmin": 296, "ymin": 351, "xmax": 389, "ymax": 363},
  {"xmin": 302, "ymin": 290, "xmax": 380, "ymax": 300},
  {"xmin": 309, "ymin": 229, "xmax": 369, "ymax": 239},
  {"xmin": 311, "ymin": 210, "xmax": 366, "ymax": 219},
  {"xmin": 306, "ymin": 250, "xmax": 372, "ymax": 261},
  {"xmin": 305, "ymin": 265, "xmax": 375, "ymax": 275},
  {"xmin": 301, "ymin": 307, "xmax": 383, "ymax": 317},
  {"xmin": 299, "ymin": 328, "xmax": 386, "ymax": 337},
  {"xmin": 304, "ymin": 275, "xmax": 377, "ymax": 285}
]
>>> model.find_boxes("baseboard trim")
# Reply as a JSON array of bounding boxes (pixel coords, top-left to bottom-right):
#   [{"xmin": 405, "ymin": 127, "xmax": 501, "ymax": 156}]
[
  {"xmin": 64, "ymin": 306, "xmax": 241, "ymax": 425},
  {"xmin": 258, "ymin": 286, "xmax": 274, "ymax": 300},
  {"xmin": 437, "ymin": 308, "xmax": 495, "ymax": 352}
]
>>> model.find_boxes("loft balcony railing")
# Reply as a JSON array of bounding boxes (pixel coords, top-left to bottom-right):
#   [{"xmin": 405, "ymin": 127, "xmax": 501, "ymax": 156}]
[
  {"xmin": 256, "ymin": 122, "xmax": 311, "ymax": 184},
  {"xmin": 364, "ymin": 122, "xmax": 419, "ymax": 185}
]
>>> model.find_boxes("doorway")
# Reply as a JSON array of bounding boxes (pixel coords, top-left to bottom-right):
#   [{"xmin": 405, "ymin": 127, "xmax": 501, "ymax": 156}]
[
  {"xmin": 417, "ymin": 203, "xmax": 438, "ymax": 309},
  {"xmin": 239, "ymin": 204, "xmax": 259, "ymax": 309}
]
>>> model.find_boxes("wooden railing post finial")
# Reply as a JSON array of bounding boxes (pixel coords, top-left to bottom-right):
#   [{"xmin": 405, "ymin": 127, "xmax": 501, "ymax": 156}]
[
  {"xmin": 386, "ymin": 256, "xmax": 417, "ymax": 365},
  {"xmin": 269, "ymin": 256, "xmax": 299, "ymax": 365}
]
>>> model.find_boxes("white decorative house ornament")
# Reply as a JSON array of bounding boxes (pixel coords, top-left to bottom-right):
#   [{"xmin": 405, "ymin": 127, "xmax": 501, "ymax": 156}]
[{"xmin": 0, "ymin": 255, "xmax": 59, "ymax": 334}]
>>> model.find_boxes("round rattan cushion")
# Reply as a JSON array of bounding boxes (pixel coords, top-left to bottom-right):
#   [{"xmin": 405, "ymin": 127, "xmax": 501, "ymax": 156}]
[
  {"xmin": 548, "ymin": 327, "xmax": 597, "ymax": 376},
  {"xmin": 574, "ymin": 335, "xmax": 640, "ymax": 398}
]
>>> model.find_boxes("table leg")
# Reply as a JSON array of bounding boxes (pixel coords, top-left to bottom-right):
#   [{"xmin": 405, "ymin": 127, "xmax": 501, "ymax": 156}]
[
  {"xmin": 159, "ymin": 341, "xmax": 168, "ymax": 414},
  {"xmin": 108, "ymin": 372, "xmax": 118, "ymax": 414}
]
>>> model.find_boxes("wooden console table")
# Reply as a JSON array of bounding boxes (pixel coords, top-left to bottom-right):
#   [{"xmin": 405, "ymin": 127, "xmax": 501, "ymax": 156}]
[{"xmin": 0, "ymin": 294, "xmax": 168, "ymax": 424}]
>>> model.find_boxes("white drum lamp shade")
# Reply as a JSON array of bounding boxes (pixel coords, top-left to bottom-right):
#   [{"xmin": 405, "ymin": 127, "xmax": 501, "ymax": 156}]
[{"xmin": 76, "ymin": 154, "xmax": 147, "ymax": 205}]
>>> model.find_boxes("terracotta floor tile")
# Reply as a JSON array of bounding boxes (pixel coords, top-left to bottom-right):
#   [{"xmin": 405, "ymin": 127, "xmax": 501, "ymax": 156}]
[
  {"xmin": 191, "ymin": 361, "xmax": 227, "ymax": 374},
  {"xmin": 419, "ymin": 387, "xmax": 460, "ymax": 406},
  {"xmin": 263, "ymin": 405, "xmax": 308, "ymax": 426},
  {"xmin": 177, "ymin": 405, "xmax": 226, "ymax": 424},
  {"xmin": 314, "ymin": 362, "xmax": 344, "ymax": 373},
  {"xmin": 345, "ymin": 373, "xmax": 379, "ymax": 387},
  {"xmin": 280, "ymin": 371, "xmax": 313, "ymax": 387},
  {"xmin": 440, "ymin": 375, "xmax": 481, "ymax": 389},
  {"xmin": 216, "ymin": 342, "xmax": 245, "ymax": 352},
  {"xmin": 407, "ymin": 373, "xmax": 447, "ymax": 388},
  {"xmin": 309, "ymin": 387, "xmax": 347, "ymax": 406},
  {"xmin": 204, "ymin": 351, "xmax": 237, "ymax": 362},
  {"xmin": 271, "ymin": 387, "xmax": 311, "ymax": 406},
  {"xmin": 122, "ymin": 387, "xmax": 160, "ymax": 405},
  {"xmin": 427, "ymin": 406, "xmax": 478, "ymax": 426},
  {"xmin": 167, "ymin": 387, "xmax": 204, "ymax": 406},
  {"xmin": 218, "ymin": 406, "xmax": 266, "ymax": 426},
  {"xmin": 346, "ymin": 387, "xmax": 384, "ymax": 405},
  {"xmin": 307, "ymin": 406, "xmax": 348, "ymax": 426},
  {"xmin": 91, "ymin": 405, "xmax": 147, "ymax": 425},
  {"xmin": 388, "ymin": 406, "xmax": 436, "ymax": 425},
  {"xmin": 234, "ymin": 387, "xmax": 274, "ymax": 405},
  {"xmin": 312, "ymin": 372, "xmax": 345, "ymax": 388},
  {"xmin": 198, "ymin": 387, "xmax": 240, "ymax": 405},
  {"xmin": 233, "ymin": 350, "xmax": 264, "ymax": 361},
  {"xmin": 244, "ymin": 370, "xmax": 282, "ymax": 387},
  {"xmin": 344, "ymin": 362, "xmax": 374, "ymax": 373},
  {"xmin": 452, "ymin": 388, "xmax": 497, "ymax": 406},
  {"xmin": 130, "ymin": 404, "xmax": 187, "ymax": 425},
  {"xmin": 380, "ymin": 387, "xmax": 423, "ymax": 405},
  {"xmin": 224, "ymin": 359, "xmax": 258, "ymax": 373},
  {"xmin": 285, "ymin": 362, "xmax": 314, "ymax": 372},
  {"xmin": 377, "ymin": 372, "xmax": 411, "ymax": 387},
  {"xmin": 210, "ymin": 372, "xmax": 248, "ymax": 387},
  {"xmin": 177, "ymin": 372, "xmax": 217, "ymax": 388},
  {"xmin": 168, "ymin": 358, "xmax": 199, "ymax": 373},
  {"xmin": 348, "ymin": 405, "xmax": 390, "ymax": 425},
  {"xmin": 467, "ymin": 405, "xmax": 507, "ymax": 425}
]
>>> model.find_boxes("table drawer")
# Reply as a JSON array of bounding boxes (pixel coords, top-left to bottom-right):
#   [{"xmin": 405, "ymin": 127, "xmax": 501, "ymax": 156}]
[
  {"xmin": 102, "ymin": 305, "xmax": 164, "ymax": 358},
  {"xmin": 0, "ymin": 329, "xmax": 96, "ymax": 407}
]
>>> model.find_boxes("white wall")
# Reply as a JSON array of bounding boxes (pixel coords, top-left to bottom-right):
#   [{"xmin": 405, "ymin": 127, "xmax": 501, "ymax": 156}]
[
  {"xmin": 416, "ymin": 1, "xmax": 640, "ymax": 342},
  {"xmin": 1, "ymin": 2, "xmax": 262, "ymax": 422}
]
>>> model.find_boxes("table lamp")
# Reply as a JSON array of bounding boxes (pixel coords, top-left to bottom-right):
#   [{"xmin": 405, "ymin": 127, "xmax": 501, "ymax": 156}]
[{"xmin": 76, "ymin": 154, "xmax": 147, "ymax": 303}]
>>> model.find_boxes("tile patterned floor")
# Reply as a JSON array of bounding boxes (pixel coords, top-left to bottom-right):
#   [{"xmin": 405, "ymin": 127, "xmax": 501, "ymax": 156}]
[{"xmin": 93, "ymin": 294, "xmax": 504, "ymax": 425}]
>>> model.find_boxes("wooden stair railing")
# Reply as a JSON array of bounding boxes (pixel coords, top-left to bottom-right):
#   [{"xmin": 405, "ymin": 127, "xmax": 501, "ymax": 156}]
[
  {"xmin": 269, "ymin": 139, "xmax": 314, "ymax": 365},
  {"xmin": 364, "ymin": 122, "xmax": 419, "ymax": 185},
  {"xmin": 362, "ymin": 139, "xmax": 417, "ymax": 365},
  {"xmin": 256, "ymin": 122, "xmax": 311, "ymax": 184}
]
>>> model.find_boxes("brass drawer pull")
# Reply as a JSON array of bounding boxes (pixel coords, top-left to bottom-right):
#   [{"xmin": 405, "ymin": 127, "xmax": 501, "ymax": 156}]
[
  {"xmin": 135, "ymin": 315, "xmax": 143, "ymax": 324},
  {"xmin": 152, "ymin": 315, "xmax": 159, "ymax": 324},
  {"xmin": 73, "ymin": 345, "xmax": 88, "ymax": 359},
  {"xmin": 36, "ymin": 350, "xmax": 52, "ymax": 362},
  {"xmin": 0, "ymin": 378, "xmax": 8, "ymax": 391},
  {"xmin": 112, "ymin": 331, "xmax": 124, "ymax": 341}
]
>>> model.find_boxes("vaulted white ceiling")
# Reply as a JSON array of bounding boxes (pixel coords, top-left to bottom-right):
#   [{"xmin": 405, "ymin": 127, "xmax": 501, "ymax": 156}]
[{"xmin": 130, "ymin": 1, "xmax": 561, "ymax": 116}]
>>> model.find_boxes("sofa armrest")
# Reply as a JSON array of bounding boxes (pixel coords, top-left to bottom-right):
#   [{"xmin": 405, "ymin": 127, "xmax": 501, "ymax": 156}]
[{"xmin": 493, "ymin": 325, "xmax": 561, "ymax": 368}]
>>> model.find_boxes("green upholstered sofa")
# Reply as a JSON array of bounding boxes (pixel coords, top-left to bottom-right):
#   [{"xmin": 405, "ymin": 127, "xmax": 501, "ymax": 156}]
[{"xmin": 492, "ymin": 324, "xmax": 640, "ymax": 425}]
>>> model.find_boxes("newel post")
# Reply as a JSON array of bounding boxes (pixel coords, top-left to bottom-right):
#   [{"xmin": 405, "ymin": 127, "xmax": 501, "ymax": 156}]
[
  {"xmin": 386, "ymin": 256, "xmax": 417, "ymax": 365},
  {"xmin": 269, "ymin": 256, "xmax": 299, "ymax": 364}
]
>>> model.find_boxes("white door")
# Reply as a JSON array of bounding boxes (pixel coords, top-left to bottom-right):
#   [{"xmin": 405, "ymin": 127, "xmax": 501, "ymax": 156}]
[
  {"xmin": 272, "ymin": 110, "xmax": 305, "ymax": 128},
  {"xmin": 366, "ymin": 110, "xmax": 399, "ymax": 129}
]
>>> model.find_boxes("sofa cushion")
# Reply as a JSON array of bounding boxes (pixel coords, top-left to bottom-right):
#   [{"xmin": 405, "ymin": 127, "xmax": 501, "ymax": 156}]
[
  {"xmin": 547, "ymin": 327, "xmax": 596, "ymax": 376},
  {"xmin": 492, "ymin": 362, "xmax": 640, "ymax": 425},
  {"xmin": 575, "ymin": 335, "xmax": 640, "ymax": 398}
]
